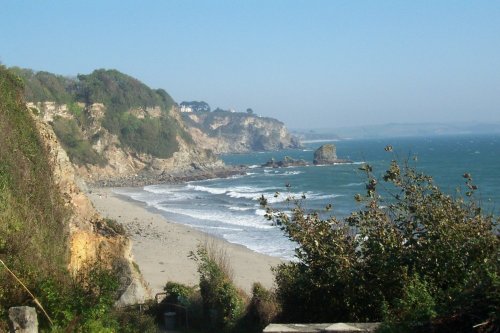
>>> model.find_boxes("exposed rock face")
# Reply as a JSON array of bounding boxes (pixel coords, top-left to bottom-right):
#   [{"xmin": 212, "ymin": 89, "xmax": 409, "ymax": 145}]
[
  {"xmin": 182, "ymin": 110, "xmax": 302, "ymax": 154},
  {"xmin": 313, "ymin": 144, "xmax": 338, "ymax": 165},
  {"xmin": 33, "ymin": 114, "xmax": 151, "ymax": 305},
  {"xmin": 30, "ymin": 102, "xmax": 224, "ymax": 183},
  {"xmin": 8, "ymin": 306, "xmax": 38, "ymax": 333}
]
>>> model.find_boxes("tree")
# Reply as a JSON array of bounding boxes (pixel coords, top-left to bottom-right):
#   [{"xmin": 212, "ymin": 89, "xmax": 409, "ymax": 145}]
[
  {"xmin": 246, "ymin": 108, "xmax": 254, "ymax": 115},
  {"xmin": 261, "ymin": 150, "xmax": 499, "ymax": 331}
]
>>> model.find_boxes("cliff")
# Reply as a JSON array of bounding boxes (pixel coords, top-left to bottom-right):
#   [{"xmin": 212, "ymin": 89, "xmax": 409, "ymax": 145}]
[
  {"xmin": 28, "ymin": 100, "xmax": 224, "ymax": 182},
  {"xmin": 14, "ymin": 67, "xmax": 300, "ymax": 182},
  {"xmin": 15, "ymin": 68, "xmax": 225, "ymax": 183},
  {"xmin": 0, "ymin": 67, "xmax": 147, "ymax": 330},
  {"xmin": 33, "ymin": 113, "xmax": 150, "ymax": 305},
  {"xmin": 182, "ymin": 110, "xmax": 302, "ymax": 154}
]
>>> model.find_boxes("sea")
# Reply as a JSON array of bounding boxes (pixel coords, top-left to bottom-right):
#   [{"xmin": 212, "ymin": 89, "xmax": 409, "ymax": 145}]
[{"xmin": 115, "ymin": 134, "xmax": 500, "ymax": 260}]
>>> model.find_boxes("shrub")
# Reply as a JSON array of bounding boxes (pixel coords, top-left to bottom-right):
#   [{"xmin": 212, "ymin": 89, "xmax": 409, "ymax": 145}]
[
  {"xmin": 262, "ymin": 154, "xmax": 499, "ymax": 331},
  {"xmin": 379, "ymin": 273, "xmax": 436, "ymax": 333},
  {"xmin": 160, "ymin": 282, "xmax": 200, "ymax": 330},
  {"xmin": 164, "ymin": 282, "xmax": 197, "ymax": 307},
  {"xmin": 102, "ymin": 218, "xmax": 127, "ymax": 236},
  {"xmin": 112, "ymin": 303, "xmax": 158, "ymax": 333},
  {"xmin": 51, "ymin": 116, "xmax": 106, "ymax": 166},
  {"xmin": 37, "ymin": 260, "xmax": 120, "ymax": 329},
  {"xmin": 191, "ymin": 242, "xmax": 246, "ymax": 332},
  {"xmin": 244, "ymin": 283, "xmax": 279, "ymax": 331}
]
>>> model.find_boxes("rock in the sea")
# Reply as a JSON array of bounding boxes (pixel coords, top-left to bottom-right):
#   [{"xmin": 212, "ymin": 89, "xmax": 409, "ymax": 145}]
[
  {"xmin": 313, "ymin": 144, "xmax": 338, "ymax": 165},
  {"xmin": 262, "ymin": 156, "xmax": 309, "ymax": 168},
  {"xmin": 8, "ymin": 306, "xmax": 38, "ymax": 333}
]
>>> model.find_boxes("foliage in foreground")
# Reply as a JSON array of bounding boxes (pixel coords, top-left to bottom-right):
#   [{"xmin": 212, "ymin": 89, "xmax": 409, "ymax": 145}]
[
  {"xmin": 161, "ymin": 243, "xmax": 278, "ymax": 333},
  {"xmin": 262, "ymin": 154, "xmax": 499, "ymax": 332},
  {"xmin": 190, "ymin": 243, "xmax": 246, "ymax": 332},
  {"xmin": 0, "ymin": 65, "xmax": 70, "ymax": 330}
]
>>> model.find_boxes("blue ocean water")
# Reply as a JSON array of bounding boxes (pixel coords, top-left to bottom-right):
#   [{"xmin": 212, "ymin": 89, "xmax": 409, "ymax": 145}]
[{"xmin": 115, "ymin": 134, "xmax": 500, "ymax": 260}]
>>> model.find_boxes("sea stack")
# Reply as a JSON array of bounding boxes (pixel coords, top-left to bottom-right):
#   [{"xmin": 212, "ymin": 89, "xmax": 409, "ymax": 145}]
[{"xmin": 313, "ymin": 144, "xmax": 338, "ymax": 165}]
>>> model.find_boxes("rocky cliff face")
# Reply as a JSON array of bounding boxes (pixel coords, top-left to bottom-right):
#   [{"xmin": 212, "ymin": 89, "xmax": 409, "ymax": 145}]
[
  {"xmin": 29, "ymin": 101, "xmax": 224, "ymax": 182},
  {"xmin": 182, "ymin": 110, "xmax": 302, "ymax": 154},
  {"xmin": 33, "ymin": 113, "xmax": 150, "ymax": 305}
]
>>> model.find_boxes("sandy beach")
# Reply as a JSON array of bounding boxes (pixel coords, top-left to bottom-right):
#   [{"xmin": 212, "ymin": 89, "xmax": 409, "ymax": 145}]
[{"xmin": 87, "ymin": 187, "xmax": 283, "ymax": 296}]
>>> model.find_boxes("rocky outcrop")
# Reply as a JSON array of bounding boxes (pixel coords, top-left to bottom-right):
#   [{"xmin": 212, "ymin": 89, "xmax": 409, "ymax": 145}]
[
  {"xmin": 313, "ymin": 144, "xmax": 337, "ymax": 165},
  {"xmin": 182, "ymin": 110, "xmax": 302, "ymax": 154},
  {"xmin": 262, "ymin": 156, "xmax": 308, "ymax": 168},
  {"xmin": 8, "ymin": 306, "xmax": 38, "ymax": 333},
  {"xmin": 313, "ymin": 144, "xmax": 351, "ymax": 165}
]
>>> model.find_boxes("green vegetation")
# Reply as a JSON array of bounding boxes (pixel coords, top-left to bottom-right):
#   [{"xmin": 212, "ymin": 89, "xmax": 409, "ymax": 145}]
[
  {"xmin": 159, "ymin": 244, "xmax": 278, "ymax": 333},
  {"xmin": 191, "ymin": 243, "xmax": 246, "ymax": 332},
  {"xmin": 14, "ymin": 67, "xmax": 193, "ymax": 161},
  {"xmin": 76, "ymin": 69, "xmax": 188, "ymax": 158},
  {"xmin": 180, "ymin": 101, "xmax": 211, "ymax": 112},
  {"xmin": 10, "ymin": 67, "xmax": 74, "ymax": 104},
  {"xmin": 51, "ymin": 117, "xmax": 107, "ymax": 166},
  {"xmin": 38, "ymin": 261, "xmax": 119, "ymax": 330},
  {"xmin": 0, "ymin": 66, "xmax": 158, "ymax": 332},
  {"xmin": 0, "ymin": 65, "xmax": 70, "ymax": 330},
  {"xmin": 244, "ymin": 282, "xmax": 280, "ymax": 331},
  {"xmin": 261, "ymin": 154, "xmax": 499, "ymax": 332},
  {"xmin": 76, "ymin": 69, "xmax": 174, "ymax": 112},
  {"xmin": 116, "ymin": 112, "xmax": 184, "ymax": 158}
]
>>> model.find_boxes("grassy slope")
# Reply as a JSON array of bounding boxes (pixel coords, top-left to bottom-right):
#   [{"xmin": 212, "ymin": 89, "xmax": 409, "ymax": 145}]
[{"xmin": 0, "ymin": 66, "xmax": 70, "ymax": 326}]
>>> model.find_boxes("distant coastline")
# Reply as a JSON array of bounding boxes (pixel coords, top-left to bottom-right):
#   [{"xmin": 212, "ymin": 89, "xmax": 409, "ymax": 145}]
[{"xmin": 300, "ymin": 138, "xmax": 342, "ymax": 144}]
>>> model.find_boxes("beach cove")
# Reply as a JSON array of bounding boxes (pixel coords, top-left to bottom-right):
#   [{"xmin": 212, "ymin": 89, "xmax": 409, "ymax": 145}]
[{"xmin": 87, "ymin": 187, "xmax": 283, "ymax": 296}]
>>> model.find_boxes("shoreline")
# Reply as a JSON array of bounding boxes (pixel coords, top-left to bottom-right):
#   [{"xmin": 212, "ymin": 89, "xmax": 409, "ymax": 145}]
[
  {"xmin": 87, "ymin": 187, "xmax": 283, "ymax": 295},
  {"xmin": 88, "ymin": 165, "xmax": 248, "ymax": 188}
]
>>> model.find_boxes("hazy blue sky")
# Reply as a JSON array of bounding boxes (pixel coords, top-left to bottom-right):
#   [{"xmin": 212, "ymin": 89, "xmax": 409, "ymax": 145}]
[{"xmin": 1, "ymin": 1, "xmax": 499, "ymax": 128}]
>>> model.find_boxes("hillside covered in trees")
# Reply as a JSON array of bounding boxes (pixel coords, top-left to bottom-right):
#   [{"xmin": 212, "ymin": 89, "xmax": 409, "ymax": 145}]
[
  {"xmin": 12, "ymin": 68, "xmax": 185, "ymax": 158},
  {"xmin": 11, "ymin": 67, "xmax": 300, "ymax": 181}
]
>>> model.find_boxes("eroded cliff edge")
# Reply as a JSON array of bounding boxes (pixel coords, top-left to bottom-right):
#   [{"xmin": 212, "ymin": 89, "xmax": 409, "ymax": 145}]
[
  {"xmin": 183, "ymin": 110, "xmax": 301, "ymax": 154},
  {"xmin": 0, "ymin": 67, "xmax": 149, "ymax": 329},
  {"xmin": 32, "ymin": 112, "xmax": 150, "ymax": 306},
  {"xmin": 28, "ymin": 100, "xmax": 227, "ymax": 185}
]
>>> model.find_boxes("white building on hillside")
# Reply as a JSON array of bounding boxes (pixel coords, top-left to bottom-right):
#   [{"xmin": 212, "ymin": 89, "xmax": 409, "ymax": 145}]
[{"xmin": 180, "ymin": 105, "xmax": 193, "ymax": 113}]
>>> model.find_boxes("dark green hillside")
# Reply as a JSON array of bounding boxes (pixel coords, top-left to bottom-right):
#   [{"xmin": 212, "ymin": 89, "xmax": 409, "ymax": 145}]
[
  {"xmin": 10, "ymin": 67, "xmax": 74, "ymax": 104},
  {"xmin": 0, "ymin": 66, "xmax": 70, "ymax": 327},
  {"xmin": 77, "ymin": 69, "xmax": 190, "ymax": 157},
  {"xmin": 14, "ymin": 67, "xmax": 191, "ymax": 160},
  {"xmin": 76, "ymin": 69, "xmax": 174, "ymax": 112},
  {"xmin": 51, "ymin": 116, "xmax": 107, "ymax": 166}
]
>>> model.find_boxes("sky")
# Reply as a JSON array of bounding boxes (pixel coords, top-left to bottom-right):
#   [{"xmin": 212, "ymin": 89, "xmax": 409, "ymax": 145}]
[{"xmin": 1, "ymin": 1, "xmax": 499, "ymax": 129}]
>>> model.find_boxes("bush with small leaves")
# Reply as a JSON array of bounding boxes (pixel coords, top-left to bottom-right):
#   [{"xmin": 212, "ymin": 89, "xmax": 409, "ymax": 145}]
[{"xmin": 262, "ymin": 151, "xmax": 499, "ymax": 331}]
